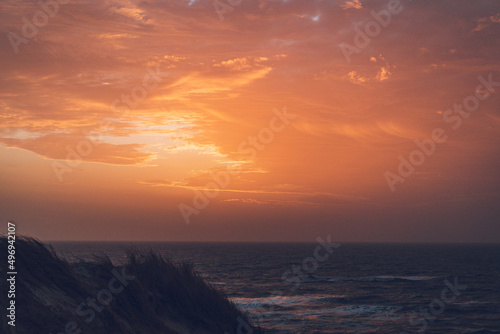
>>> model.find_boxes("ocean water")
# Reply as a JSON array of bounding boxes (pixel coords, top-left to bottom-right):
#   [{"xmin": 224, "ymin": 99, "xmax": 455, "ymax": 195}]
[{"xmin": 50, "ymin": 242, "xmax": 500, "ymax": 333}]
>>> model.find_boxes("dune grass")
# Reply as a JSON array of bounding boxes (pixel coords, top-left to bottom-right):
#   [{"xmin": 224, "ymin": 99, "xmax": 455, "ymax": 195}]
[{"xmin": 0, "ymin": 236, "xmax": 265, "ymax": 334}]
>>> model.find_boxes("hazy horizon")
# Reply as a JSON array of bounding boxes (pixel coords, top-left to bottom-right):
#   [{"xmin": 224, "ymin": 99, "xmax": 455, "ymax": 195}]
[
  {"xmin": 44, "ymin": 239, "xmax": 500, "ymax": 244},
  {"xmin": 1, "ymin": 0, "xmax": 499, "ymax": 243}
]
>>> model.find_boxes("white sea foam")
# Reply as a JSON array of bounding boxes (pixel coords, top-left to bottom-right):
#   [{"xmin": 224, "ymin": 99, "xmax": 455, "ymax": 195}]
[
  {"xmin": 317, "ymin": 275, "xmax": 438, "ymax": 282},
  {"xmin": 231, "ymin": 294, "xmax": 336, "ymax": 309},
  {"xmin": 374, "ymin": 275, "xmax": 437, "ymax": 281},
  {"xmin": 232, "ymin": 295, "xmax": 402, "ymax": 320}
]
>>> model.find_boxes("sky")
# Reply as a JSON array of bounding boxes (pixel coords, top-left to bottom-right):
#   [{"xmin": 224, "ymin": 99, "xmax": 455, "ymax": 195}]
[{"xmin": 0, "ymin": 0, "xmax": 499, "ymax": 242}]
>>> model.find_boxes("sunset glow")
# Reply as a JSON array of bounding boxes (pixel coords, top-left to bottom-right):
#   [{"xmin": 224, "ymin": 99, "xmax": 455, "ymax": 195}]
[{"xmin": 1, "ymin": 0, "xmax": 499, "ymax": 242}]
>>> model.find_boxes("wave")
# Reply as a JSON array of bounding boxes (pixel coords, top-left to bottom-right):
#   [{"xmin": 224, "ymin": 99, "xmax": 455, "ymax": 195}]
[
  {"xmin": 284, "ymin": 274, "xmax": 438, "ymax": 283},
  {"xmin": 232, "ymin": 294, "xmax": 332, "ymax": 309},
  {"xmin": 0, "ymin": 236, "xmax": 264, "ymax": 334},
  {"xmin": 232, "ymin": 294, "xmax": 403, "ymax": 317}
]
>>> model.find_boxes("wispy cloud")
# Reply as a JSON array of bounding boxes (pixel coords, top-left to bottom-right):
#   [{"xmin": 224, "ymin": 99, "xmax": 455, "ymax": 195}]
[{"xmin": 341, "ymin": 0, "xmax": 363, "ymax": 10}]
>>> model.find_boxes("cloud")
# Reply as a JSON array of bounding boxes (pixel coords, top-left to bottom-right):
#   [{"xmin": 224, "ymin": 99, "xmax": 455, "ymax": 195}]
[
  {"xmin": 344, "ymin": 55, "xmax": 394, "ymax": 84},
  {"xmin": 344, "ymin": 65, "xmax": 392, "ymax": 84},
  {"xmin": 472, "ymin": 13, "xmax": 500, "ymax": 32},
  {"xmin": 1, "ymin": 0, "xmax": 499, "ymax": 218},
  {"xmin": 0, "ymin": 134, "xmax": 153, "ymax": 165},
  {"xmin": 293, "ymin": 120, "xmax": 422, "ymax": 141},
  {"xmin": 375, "ymin": 65, "xmax": 392, "ymax": 81},
  {"xmin": 109, "ymin": 0, "xmax": 153, "ymax": 24},
  {"xmin": 346, "ymin": 71, "xmax": 367, "ymax": 84},
  {"xmin": 214, "ymin": 57, "xmax": 269, "ymax": 71},
  {"xmin": 341, "ymin": 0, "xmax": 363, "ymax": 10}
]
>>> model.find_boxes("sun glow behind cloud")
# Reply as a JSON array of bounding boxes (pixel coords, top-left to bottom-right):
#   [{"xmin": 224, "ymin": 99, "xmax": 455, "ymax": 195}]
[{"xmin": 0, "ymin": 0, "xmax": 499, "ymax": 242}]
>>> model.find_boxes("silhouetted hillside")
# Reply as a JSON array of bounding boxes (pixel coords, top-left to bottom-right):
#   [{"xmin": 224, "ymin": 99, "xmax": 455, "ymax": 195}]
[{"xmin": 0, "ymin": 236, "xmax": 265, "ymax": 334}]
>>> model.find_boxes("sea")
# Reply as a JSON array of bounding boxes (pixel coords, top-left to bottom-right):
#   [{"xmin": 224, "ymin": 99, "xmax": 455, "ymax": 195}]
[{"xmin": 50, "ymin": 242, "xmax": 500, "ymax": 334}]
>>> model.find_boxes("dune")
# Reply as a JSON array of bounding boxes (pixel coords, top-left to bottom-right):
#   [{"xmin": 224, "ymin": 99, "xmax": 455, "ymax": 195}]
[{"xmin": 0, "ymin": 237, "xmax": 265, "ymax": 334}]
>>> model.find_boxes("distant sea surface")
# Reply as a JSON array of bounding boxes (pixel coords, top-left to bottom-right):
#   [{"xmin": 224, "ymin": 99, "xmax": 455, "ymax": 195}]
[{"xmin": 50, "ymin": 242, "xmax": 500, "ymax": 334}]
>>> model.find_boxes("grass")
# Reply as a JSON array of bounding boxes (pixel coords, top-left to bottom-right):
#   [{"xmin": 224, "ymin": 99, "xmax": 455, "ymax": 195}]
[{"xmin": 0, "ymin": 236, "xmax": 266, "ymax": 334}]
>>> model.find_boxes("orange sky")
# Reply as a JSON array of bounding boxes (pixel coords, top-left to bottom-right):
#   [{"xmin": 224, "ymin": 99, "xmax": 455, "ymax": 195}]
[{"xmin": 1, "ymin": 0, "xmax": 499, "ymax": 242}]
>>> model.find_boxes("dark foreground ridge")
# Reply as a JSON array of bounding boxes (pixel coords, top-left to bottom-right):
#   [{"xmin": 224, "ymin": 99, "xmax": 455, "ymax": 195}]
[{"xmin": 0, "ymin": 237, "xmax": 265, "ymax": 334}]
